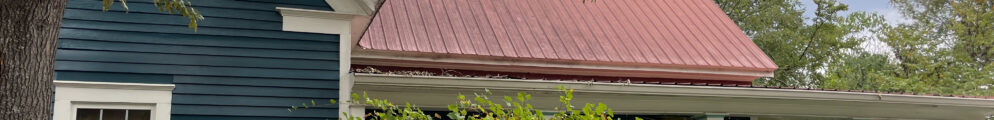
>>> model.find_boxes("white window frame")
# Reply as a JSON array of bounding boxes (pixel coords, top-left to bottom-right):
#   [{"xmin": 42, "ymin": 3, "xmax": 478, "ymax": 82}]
[{"xmin": 53, "ymin": 80, "xmax": 174, "ymax": 120}]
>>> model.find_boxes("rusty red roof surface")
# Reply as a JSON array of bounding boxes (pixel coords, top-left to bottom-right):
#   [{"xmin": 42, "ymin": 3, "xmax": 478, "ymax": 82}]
[{"xmin": 358, "ymin": 0, "xmax": 778, "ymax": 71}]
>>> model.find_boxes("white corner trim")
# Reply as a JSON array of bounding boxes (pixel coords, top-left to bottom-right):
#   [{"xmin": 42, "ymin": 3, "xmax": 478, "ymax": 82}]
[
  {"xmin": 54, "ymin": 80, "xmax": 175, "ymax": 91},
  {"xmin": 276, "ymin": 7, "xmax": 362, "ymax": 20},
  {"xmin": 352, "ymin": 73, "xmax": 994, "ymax": 108},
  {"xmin": 277, "ymin": 4, "xmax": 362, "ymax": 118}
]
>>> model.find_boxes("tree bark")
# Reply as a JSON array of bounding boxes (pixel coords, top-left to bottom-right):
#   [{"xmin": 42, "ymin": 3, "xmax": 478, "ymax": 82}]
[{"xmin": 0, "ymin": 0, "xmax": 67, "ymax": 120}]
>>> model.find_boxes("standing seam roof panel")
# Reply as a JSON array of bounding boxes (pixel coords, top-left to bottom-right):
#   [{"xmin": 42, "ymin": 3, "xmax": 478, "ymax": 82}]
[
  {"xmin": 633, "ymin": 0, "xmax": 690, "ymax": 65},
  {"xmin": 503, "ymin": 0, "xmax": 546, "ymax": 59},
  {"xmin": 553, "ymin": 0, "xmax": 611, "ymax": 62},
  {"xmin": 692, "ymin": 0, "xmax": 759, "ymax": 68},
  {"xmin": 679, "ymin": 0, "xmax": 745, "ymax": 68},
  {"xmin": 581, "ymin": 2, "xmax": 638, "ymax": 62},
  {"xmin": 654, "ymin": 0, "xmax": 712, "ymax": 66},
  {"xmin": 617, "ymin": 0, "xmax": 671, "ymax": 64},
  {"xmin": 607, "ymin": 0, "xmax": 663, "ymax": 64},
  {"xmin": 668, "ymin": 0, "xmax": 727, "ymax": 66}
]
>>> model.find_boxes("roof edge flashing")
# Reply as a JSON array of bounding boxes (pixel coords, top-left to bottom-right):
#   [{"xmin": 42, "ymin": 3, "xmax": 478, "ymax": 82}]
[{"xmin": 353, "ymin": 50, "xmax": 774, "ymax": 81}]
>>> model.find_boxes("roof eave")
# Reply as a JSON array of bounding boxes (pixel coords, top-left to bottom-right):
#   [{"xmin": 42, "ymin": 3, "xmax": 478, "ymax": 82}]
[{"xmin": 353, "ymin": 49, "xmax": 775, "ymax": 81}]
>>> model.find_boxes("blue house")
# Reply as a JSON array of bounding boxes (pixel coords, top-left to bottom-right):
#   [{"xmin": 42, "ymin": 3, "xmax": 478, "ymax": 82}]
[
  {"xmin": 52, "ymin": 0, "xmax": 994, "ymax": 120},
  {"xmin": 52, "ymin": 0, "xmax": 364, "ymax": 120}
]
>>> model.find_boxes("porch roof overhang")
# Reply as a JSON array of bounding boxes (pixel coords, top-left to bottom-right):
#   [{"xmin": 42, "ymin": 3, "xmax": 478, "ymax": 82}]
[{"xmin": 351, "ymin": 73, "xmax": 994, "ymax": 120}]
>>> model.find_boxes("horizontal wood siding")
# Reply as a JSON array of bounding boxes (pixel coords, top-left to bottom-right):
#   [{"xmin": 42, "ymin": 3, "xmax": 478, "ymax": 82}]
[{"xmin": 56, "ymin": 0, "xmax": 339, "ymax": 119}]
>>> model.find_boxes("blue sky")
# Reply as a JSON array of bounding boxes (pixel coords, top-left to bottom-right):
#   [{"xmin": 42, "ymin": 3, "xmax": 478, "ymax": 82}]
[{"xmin": 800, "ymin": 0, "xmax": 912, "ymax": 24}]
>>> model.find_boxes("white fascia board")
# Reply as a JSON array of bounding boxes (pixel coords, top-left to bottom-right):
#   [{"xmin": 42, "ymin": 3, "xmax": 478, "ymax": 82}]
[
  {"xmin": 352, "ymin": 73, "xmax": 994, "ymax": 108},
  {"xmin": 54, "ymin": 80, "xmax": 174, "ymax": 91}
]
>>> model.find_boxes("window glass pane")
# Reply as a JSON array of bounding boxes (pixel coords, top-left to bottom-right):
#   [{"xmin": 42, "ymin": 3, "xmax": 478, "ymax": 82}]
[
  {"xmin": 127, "ymin": 110, "xmax": 152, "ymax": 120},
  {"xmin": 76, "ymin": 109, "xmax": 101, "ymax": 120},
  {"xmin": 102, "ymin": 109, "xmax": 126, "ymax": 120}
]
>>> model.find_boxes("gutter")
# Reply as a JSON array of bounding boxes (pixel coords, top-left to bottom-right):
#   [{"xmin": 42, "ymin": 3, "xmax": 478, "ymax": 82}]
[{"xmin": 353, "ymin": 73, "xmax": 994, "ymax": 108}]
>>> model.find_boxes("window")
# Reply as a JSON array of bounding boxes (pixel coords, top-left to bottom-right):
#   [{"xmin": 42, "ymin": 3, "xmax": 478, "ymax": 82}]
[
  {"xmin": 53, "ymin": 81, "xmax": 174, "ymax": 120},
  {"xmin": 75, "ymin": 109, "xmax": 151, "ymax": 120},
  {"xmin": 71, "ymin": 102, "xmax": 155, "ymax": 120}
]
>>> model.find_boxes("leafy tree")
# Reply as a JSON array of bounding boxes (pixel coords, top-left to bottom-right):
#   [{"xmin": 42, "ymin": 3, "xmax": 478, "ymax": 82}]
[
  {"xmin": 716, "ymin": 0, "xmax": 884, "ymax": 87},
  {"xmin": 102, "ymin": 0, "xmax": 204, "ymax": 30},
  {"xmin": 822, "ymin": 52, "xmax": 902, "ymax": 91},
  {"xmin": 819, "ymin": 0, "xmax": 994, "ymax": 96},
  {"xmin": 723, "ymin": 0, "xmax": 993, "ymax": 96}
]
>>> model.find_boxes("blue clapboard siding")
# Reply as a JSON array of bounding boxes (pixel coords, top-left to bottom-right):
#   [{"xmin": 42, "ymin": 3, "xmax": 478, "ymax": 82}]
[
  {"xmin": 56, "ymin": 0, "xmax": 340, "ymax": 119},
  {"xmin": 59, "ymin": 29, "xmax": 338, "ymax": 51},
  {"xmin": 58, "ymin": 39, "xmax": 338, "ymax": 60},
  {"xmin": 61, "ymin": 19, "xmax": 336, "ymax": 42},
  {"xmin": 55, "ymin": 61, "xmax": 338, "ymax": 80},
  {"xmin": 173, "ymin": 76, "xmax": 339, "ymax": 88},
  {"xmin": 64, "ymin": 9, "xmax": 282, "ymax": 30},
  {"xmin": 67, "ymin": 0, "xmax": 283, "ymax": 21},
  {"xmin": 171, "ymin": 94, "xmax": 337, "ymax": 108},
  {"xmin": 172, "ymin": 105, "xmax": 336, "ymax": 118},
  {"xmin": 55, "ymin": 71, "xmax": 173, "ymax": 84},
  {"xmin": 94, "ymin": 0, "xmax": 333, "ymax": 12},
  {"xmin": 173, "ymin": 84, "xmax": 338, "ymax": 98},
  {"xmin": 56, "ymin": 50, "xmax": 338, "ymax": 70}
]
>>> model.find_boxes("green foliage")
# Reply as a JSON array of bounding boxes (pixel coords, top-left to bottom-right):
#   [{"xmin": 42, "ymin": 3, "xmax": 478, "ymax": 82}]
[
  {"xmin": 101, "ymin": 0, "xmax": 204, "ymax": 30},
  {"xmin": 296, "ymin": 86, "xmax": 631, "ymax": 120},
  {"xmin": 718, "ymin": 0, "xmax": 884, "ymax": 87},
  {"xmin": 719, "ymin": 0, "xmax": 993, "ymax": 96},
  {"xmin": 819, "ymin": 0, "xmax": 994, "ymax": 96}
]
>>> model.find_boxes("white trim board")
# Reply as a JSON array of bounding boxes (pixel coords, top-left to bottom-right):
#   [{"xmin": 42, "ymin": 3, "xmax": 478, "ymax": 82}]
[
  {"xmin": 351, "ymin": 73, "xmax": 994, "ymax": 120},
  {"xmin": 276, "ymin": 7, "xmax": 360, "ymax": 34},
  {"xmin": 275, "ymin": 6, "xmax": 364, "ymax": 118}
]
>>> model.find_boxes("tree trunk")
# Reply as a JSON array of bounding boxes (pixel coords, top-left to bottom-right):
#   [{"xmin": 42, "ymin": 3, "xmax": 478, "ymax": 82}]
[{"xmin": 0, "ymin": 0, "xmax": 67, "ymax": 120}]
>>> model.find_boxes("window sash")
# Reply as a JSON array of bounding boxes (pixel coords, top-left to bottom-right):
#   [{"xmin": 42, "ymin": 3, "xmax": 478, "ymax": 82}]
[{"xmin": 71, "ymin": 102, "xmax": 155, "ymax": 120}]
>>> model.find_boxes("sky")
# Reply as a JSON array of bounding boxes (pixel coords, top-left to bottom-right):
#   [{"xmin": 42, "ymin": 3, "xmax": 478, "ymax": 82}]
[
  {"xmin": 799, "ymin": 0, "xmax": 910, "ymax": 54},
  {"xmin": 799, "ymin": 0, "xmax": 912, "ymax": 25}
]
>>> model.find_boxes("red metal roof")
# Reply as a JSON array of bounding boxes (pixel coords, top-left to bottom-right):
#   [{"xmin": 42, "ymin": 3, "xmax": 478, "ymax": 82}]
[{"xmin": 358, "ymin": 0, "xmax": 778, "ymax": 71}]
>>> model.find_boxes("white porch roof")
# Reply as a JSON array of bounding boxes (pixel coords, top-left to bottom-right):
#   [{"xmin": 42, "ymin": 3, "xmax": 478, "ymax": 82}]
[{"xmin": 351, "ymin": 73, "xmax": 994, "ymax": 120}]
